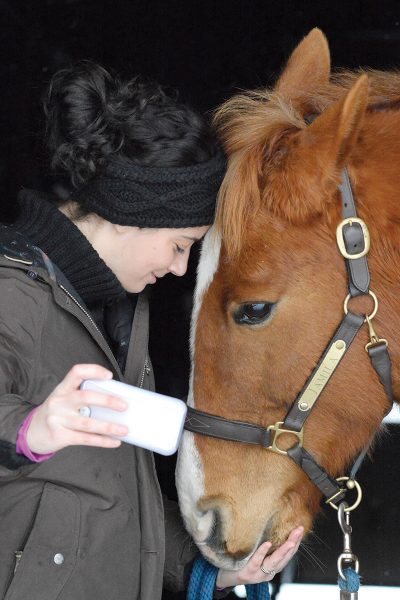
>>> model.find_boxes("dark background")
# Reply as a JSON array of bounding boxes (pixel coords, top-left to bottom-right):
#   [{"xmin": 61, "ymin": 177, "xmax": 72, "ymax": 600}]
[{"xmin": 1, "ymin": 1, "xmax": 400, "ymax": 597}]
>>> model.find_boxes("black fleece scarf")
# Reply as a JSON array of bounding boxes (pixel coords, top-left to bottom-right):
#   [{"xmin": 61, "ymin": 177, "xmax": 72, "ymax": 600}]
[{"xmin": 13, "ymin": 189, "xmax": 126, "ymax": 308}]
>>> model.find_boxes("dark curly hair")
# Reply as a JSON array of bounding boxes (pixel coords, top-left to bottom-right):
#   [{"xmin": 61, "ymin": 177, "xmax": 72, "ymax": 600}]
[{"xmin": 44, "ymin": 61, "xmax": 218, "ymax": 190}]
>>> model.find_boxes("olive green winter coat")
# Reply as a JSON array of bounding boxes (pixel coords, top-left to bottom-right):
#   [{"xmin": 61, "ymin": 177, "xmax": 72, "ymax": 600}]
[{"xmin": 0, "ymin": 230, "xmax": 196, "ymax": 600}]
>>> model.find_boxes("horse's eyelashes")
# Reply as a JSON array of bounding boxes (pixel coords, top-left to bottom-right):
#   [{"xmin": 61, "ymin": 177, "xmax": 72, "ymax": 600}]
[{"xmin": 233, "ymin": 302, "xmax": 275, "ymax": 325}]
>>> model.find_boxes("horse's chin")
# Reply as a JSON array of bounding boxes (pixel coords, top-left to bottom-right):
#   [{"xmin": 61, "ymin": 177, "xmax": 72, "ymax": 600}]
[
  {"xmin": 186, "ymin": 489, "xmax": 314, "ymax": 571},
  {"xmin": 196, "ymin": 514, "xmax": 311, "ymax": 571},
  {"xmin": 193, "ymin": 518, "xmax": 292, "ymax": 571},
  {"xmin": 196, "ymin": 543, "xmax": 252, "ymax": 571}
]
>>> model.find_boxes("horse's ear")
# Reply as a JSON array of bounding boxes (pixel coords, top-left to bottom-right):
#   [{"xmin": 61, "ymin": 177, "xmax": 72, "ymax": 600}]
[
  {"xmin": 267, "ymin": 75, "xmax": 369, "ymax": 222},
  {"xmin": 305, "ymin": 74, "xmax": 369, "ymax": 168},
  {"xmin": 275, "ymin": 28, "xmax": 330, "ymax": 102}
]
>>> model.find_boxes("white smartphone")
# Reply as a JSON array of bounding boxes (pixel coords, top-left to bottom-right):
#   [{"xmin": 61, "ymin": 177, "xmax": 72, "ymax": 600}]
[{"xmin": 80, "ymin": 379, "xmax": 187, "ymax": 456}]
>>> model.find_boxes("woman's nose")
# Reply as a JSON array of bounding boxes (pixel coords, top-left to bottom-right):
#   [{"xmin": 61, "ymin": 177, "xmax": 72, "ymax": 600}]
[{"xmin": 169, "ymin": 253, "xmax": 189, "ymax": 277}]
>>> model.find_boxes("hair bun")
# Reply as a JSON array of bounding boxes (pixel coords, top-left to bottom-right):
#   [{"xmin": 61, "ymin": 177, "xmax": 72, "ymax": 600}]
[
  {"xmin": 44, "ymin": 61, "xmax": 123, "ymax": 187},
  {"xmin": 44, "ymin": 62, "xmax": 220, "ymax": 193}
]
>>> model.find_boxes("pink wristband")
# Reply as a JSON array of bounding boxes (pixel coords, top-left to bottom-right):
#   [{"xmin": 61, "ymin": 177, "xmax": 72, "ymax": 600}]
[{"xmin": 16, "ymin": 407, "xmax": 55, "ymax": 462}]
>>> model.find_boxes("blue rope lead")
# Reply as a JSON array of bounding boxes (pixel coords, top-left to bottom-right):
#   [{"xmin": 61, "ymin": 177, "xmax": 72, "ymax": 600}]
[
  {"xmin": 188, "ymin": 555, "xmax": 271, "ymax": 600},
  {"xmin": 338, "ymin": 568, "xmax": 361, "ymax": 593}
]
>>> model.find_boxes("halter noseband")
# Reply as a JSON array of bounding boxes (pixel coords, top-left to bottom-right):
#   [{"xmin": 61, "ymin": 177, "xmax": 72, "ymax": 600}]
[{"xmin": 184, "ymin": 160, "xmax": 395, "ymax": 507}]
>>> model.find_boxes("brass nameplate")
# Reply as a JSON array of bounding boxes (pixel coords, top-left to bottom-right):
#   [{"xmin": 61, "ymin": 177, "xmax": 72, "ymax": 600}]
[{"xmin": 298, "ymin": 340, "xmax": 347, "ymax": 412}]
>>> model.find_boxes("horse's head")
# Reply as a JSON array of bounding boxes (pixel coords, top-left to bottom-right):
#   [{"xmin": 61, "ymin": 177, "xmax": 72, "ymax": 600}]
[{"xmin": 176, "ymin": 29, "xmax": 400, "ymax": 570}]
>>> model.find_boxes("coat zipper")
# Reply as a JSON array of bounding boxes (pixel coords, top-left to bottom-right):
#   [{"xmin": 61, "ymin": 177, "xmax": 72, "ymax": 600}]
[
  {"xmin": 139, "ymin": 357, "xmax": 151, "ymax": 388},
  {"xmin": 58, "ymin": 284, "xmax": 101, "ymax": 333},
  {"xmin": 14, "ymin": 550, "xmax": 22, "ymax": 574},
  {"xmin": 58, "ymin": 283, "xmax": 122, "ymax": 377},
  {"xmin": 61, "ymin": 281, "xmax": 151, "ymax": 396}
]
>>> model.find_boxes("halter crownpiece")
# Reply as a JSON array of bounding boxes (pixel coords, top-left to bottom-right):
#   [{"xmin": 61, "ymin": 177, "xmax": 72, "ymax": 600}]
[{"xmin": 74, "ymin": 152, "xmax": 226, "ymax": 228}]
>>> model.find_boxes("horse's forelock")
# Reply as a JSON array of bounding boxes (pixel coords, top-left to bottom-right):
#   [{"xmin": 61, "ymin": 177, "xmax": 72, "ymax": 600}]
[{"xmin": 214, "ymin": 91, "xmax": 305, "ymax": 258}]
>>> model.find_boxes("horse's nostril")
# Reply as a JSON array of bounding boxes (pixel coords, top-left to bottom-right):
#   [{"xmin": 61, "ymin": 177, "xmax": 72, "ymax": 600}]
[
  {"xmin": 195, "ymin": 508, "xmax": 216, "ymax": 543},
  {"xmin": 204, "ymin": 508, "xmax": 226, "ymax": 553},
  {"xmin": 205, "ymin": 510, "xmax": 252, "ymax": 560}
]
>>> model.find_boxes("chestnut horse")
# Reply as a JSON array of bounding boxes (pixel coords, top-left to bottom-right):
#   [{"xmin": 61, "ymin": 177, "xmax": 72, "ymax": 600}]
[{"xmin": 176, "ymin": 28, "xmax": 400, "ymax": 571}]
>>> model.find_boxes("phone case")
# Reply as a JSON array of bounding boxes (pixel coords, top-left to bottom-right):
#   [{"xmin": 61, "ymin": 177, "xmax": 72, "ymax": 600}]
[{"xmin": 80, "ymin": 379, "xmax": 187, "ymax": 455}]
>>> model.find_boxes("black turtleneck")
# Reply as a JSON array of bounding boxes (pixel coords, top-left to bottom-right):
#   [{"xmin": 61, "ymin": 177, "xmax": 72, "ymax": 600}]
[{"xmin": 13, "ymin": 189, "xmax": 125, "ymax": 308}]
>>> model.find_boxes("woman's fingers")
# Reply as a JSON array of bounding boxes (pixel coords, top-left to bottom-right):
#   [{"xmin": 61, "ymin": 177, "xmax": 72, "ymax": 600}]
[
  {"xmin": 29, "ymin": 409, "xmax": 127, "ymax": 453},
  {"xmin": 26, "ymin": 364, "xmax": 132, "ymax": 454},
  {"xmin": 216, "ymin": 527, "xmax": 304, "ymax": 589},
  {"xmin": 55, "ymin": 428, "xmax": 122, "ymax": 449},
  {"xmin": 248, "ymin": 526, "xmax": 304, "ymax": 573},
  {"xmin": 54, "ymin": 364, "xmax": 113, "ymax": 394},
  {"xmin": 68, "ymin": 415, "xmax": 129, "ymax": 438},
  {"xmin": 249, "ymin": 541, "xmax": 273, "ymax": 570},
  {"xmin": 44, "ymin": 391, "xmax": 129, "ymax": 444},
  {"xmin": 76, "ymin": 390, "xmax": 127, "ymax": 412},
  {"xmin": 46, "ymin": 390, "xmax": 127, "ymax": 414},
  {"xmin": 260, "ymin": 526, "xmax": 304, "ymax": 575}
]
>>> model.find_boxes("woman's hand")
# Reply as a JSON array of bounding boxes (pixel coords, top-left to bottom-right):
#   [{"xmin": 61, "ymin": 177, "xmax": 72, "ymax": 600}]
[
  {"xmin": 26, "ymin": 364, "xmax": 128, "ymax": 454},
  {"xmin": 215, "ymin": 526, "xmax": 304, "ymax": 589}
]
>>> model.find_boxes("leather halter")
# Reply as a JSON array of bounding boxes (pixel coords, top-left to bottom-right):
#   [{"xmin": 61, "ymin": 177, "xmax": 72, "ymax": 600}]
[{"xmin": 184, "ymin": 165, "xmax": 395, "ymax": 506}]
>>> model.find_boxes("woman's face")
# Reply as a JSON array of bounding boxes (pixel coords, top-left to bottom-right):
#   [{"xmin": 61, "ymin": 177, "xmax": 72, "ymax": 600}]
[{"xmin": 91, "ymin": 223, "xmax": 210, "ymax": 292}]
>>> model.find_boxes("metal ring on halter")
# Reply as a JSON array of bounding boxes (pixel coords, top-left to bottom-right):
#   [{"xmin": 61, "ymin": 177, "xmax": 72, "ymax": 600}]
[
  {"xmin": 343, "ymin": 290, "xmax": 378, "ymax": 322},
  {"xmin": 328, "ymin": 477, "xmax": 362, "ymax": 512},
  {"xmin": 260, "ymin": 565, "xmax": 275, "ymax": 577}
]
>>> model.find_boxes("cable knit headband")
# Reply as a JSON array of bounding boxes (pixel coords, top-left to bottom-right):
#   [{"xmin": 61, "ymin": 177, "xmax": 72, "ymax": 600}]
[{"xmin": 74, "ymin": 152, "xmax": 226, "ymax": 228}]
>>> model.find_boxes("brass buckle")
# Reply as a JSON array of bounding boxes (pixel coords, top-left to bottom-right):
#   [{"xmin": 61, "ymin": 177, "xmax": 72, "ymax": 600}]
[
  {"xmin": 267, "ymin": 422, "xmax": 303, "ymax": 455},
  {"xmin": 336, "ymin": 217, "xmax": 370, "ymax": 260}
]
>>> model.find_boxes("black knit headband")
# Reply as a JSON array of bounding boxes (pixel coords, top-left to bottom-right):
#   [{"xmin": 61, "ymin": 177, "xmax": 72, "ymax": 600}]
[{"xmin": 74, "ymin": 152, "xmax": 226, "ymax": 228}]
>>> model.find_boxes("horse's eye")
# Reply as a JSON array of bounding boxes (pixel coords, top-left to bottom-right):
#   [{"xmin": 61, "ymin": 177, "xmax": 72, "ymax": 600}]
[{"xmin": 234, "ymin": 302, "xmax": 275, "ymax": 325}]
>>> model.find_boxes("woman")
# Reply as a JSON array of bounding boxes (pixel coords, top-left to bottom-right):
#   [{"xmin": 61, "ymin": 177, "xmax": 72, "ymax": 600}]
[{"xmin": 0, "ymin": 63, "xmax": 302, "ymax": 600}]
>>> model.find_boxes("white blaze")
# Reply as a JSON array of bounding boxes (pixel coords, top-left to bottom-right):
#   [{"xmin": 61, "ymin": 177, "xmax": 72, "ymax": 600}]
[
  {"xmin": 176, "ymin": 227, "xmax": 221, "ymax": 540},
  {"xmin": 189, "ymin": 226, "xmax": 222, "ymax": 358}
]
